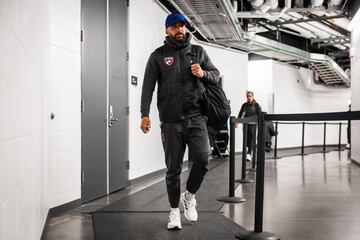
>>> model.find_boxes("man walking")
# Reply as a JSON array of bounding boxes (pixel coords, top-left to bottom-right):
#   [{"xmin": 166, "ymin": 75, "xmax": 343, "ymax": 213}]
[
  {"xmin": 238, "ymin": 91, "xmax": 262, "ymax": 161},
  {"xmin": 140, "ymin": 12, "xmax": 220, "ymax": 230}
]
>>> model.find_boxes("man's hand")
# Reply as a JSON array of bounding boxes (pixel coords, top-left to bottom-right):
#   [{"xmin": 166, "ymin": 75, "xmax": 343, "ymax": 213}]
[
  {"xmin": 140, "ymin": 117, "xmax": 151, "ymax": 134},
  {"xmin": 191, "ymin": 64, "xmax": 204, "ymax": 78}
]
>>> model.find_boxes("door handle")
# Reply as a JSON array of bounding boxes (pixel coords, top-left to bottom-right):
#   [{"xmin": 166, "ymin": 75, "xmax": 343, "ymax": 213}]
[{"xmin": 109, "ymin": 105, "xmax": 120, "ymax": 128}]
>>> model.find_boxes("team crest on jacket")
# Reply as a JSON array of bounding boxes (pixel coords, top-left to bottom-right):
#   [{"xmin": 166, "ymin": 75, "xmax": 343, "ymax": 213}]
[{"xmin": 164, "ymin": 57, "xmax": 174, "ymax": 66}]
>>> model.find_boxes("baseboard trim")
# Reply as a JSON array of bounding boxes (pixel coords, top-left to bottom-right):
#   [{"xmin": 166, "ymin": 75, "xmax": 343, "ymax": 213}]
[
  {"xmin": 351, "ymin": 159, "xmax": 360, "ymax": 167},
  {"xmin": 40, "ymin": 198, "xmax": 81, "ymax": 240},
  {"xmin": 234, "ymin": 144, "xmax": 345, "ymax": 155},
  {"xmin": 275, "ymin": 144, "xmax": 345, "ymax": 151},
  {"xmin": 129, "ymin": 168, "xmax": 167, "ymax": 185},
  {"xmin": 129, "ymin": 160, "xmax": 190, "ymax": 185},
  {"xmin": 40, "ymin": 211, "xmax": 51, "ymax": 240}
]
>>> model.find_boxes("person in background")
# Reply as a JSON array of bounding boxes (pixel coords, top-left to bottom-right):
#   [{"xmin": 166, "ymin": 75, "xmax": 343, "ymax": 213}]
[
  {"xmin": 238, "ymin": 91, "xmax": 262, "ymax": 161},
  {"xmin": 264, "ymin": 120, "xmax": 277, "ymax": 152},
  {"xmin": 140, "ymin": 12, "xmax": 220, "ymax": 230}
]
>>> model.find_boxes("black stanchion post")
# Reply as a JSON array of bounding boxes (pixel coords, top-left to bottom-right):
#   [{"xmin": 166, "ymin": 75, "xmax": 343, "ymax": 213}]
[
  {"xmin": 323, "ymin": 122, "xmax": 327, "ymax": 152},
  {"xmin": 242, "ymin": 123, "xmax": 248, "ymax": 176},
  {"xmin": 236, "ymin": 112, "xmax": 279, "ymax": 240},
  {"xmin": 274, "ymin": 122, "xmax": 278, "ymax": 159},
  {"xmin": 248, "ymin": 124, "xmax": 256, "ymax": 172},
  {"xmin": 252, "ymin": 129, "xmax": 257, "ymax": 169},
  {"xmin": 237, "ymin": 123, "xmax": 254, "ymax": 184},
  {"xmin": 338, "ymin": 122, "xmax": 342, "ymax": 151},
  {"xmin": 217, "ymin": 117, "xmax": 247, "ymax": 203},
  {"xmin": 301, "ymin": 122, "xmax": 305, "ymax": 155}
]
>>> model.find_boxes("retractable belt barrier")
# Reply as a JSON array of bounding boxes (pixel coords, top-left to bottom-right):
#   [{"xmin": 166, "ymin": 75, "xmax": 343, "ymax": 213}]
[
  {"xmin": 273, "ymin": 121, "xmax": 348, "ymax": 158},
  {"xmin": 216, "ymin": 116, "xmax": 258, "ymax": 204},
  {"xmin": 230, "ymin": 111, "xmax": 360, "ymax": 240},
  {"xmin": 233, "ymin": 116, "xmax": 258, "ymax": 184}
]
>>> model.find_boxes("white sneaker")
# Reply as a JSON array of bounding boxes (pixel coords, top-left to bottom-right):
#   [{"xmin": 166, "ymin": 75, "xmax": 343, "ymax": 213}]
[
  {"xmin": 246, "ymin": 153, "xmax": 252, "ymax": 161},
  {"xmin": 180, "ymin": 192, "xmax": 198, "ymax": 222},
  {"xmin": 167, "ymin": 209, "xmax": 181, "ymax": 230}
]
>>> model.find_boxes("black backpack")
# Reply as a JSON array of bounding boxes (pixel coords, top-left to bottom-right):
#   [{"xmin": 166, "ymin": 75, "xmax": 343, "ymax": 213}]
[
  {"xmin": 191, "ymin": 45, "xmax": 231, "ymax": 128},
  {"xmin": 198, "ymin": 79, "xmax": 231, "ymax": 128}
]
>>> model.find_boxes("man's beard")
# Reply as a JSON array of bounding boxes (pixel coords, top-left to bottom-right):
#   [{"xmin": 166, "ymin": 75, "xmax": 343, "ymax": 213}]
[{"xmin": 171, "ymin": 32, "xmax": 186, "ymax": 42}]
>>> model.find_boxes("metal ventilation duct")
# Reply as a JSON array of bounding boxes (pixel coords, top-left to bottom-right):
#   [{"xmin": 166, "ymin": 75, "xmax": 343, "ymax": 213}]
[{"xmin": 167, "ymin": 0, "xmax": 350, "ymax": 86}]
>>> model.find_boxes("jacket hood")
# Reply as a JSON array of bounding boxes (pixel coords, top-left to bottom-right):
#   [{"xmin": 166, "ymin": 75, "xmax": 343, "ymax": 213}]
[{"xmin": 164, "ymin": 33, "xmax": 192, "ymax": 49}]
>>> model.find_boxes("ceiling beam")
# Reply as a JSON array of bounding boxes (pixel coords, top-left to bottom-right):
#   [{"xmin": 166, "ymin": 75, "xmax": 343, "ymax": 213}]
[
  {"xmin": 273, "ymin": 15, "xmax": 348, "ymax": 26},
  {"xmin": 318, "ymin": 40, "xmax": 351, "ymax": 47},
  {"xmin": 311, "ymin": 36, "xmax": 350, "ymax": 44}
]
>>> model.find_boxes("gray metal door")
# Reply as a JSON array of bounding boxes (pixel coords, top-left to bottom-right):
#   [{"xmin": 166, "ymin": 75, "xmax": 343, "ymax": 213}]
[
  {"xmin": 81, "ymin": 0, "xmax": 107, "ymax": 203},
  {"xmin": 108, "ymin": 0, "xmax": 129, "ymax": 192},
  {"xmin": 81, "ymin": 0, "xmax": 129, "ymax": 203}
]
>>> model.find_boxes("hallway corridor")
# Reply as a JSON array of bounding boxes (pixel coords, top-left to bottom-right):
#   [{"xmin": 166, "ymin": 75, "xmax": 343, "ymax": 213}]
[{"xmin": 44, "ymin": 149, "xmax": 360, "ymax": 240}]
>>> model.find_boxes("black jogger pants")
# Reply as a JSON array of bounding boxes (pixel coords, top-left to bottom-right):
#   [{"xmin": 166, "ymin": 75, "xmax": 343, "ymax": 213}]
[
  {"xmin": 161, "ymin": 115, "xmax": 210, "ymax": 208},
  {"xmin": 247, "ymin": 124, "xmax": 257, "ymax": 154}
]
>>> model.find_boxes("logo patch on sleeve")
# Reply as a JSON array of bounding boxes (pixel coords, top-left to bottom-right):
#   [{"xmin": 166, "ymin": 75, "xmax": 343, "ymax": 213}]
[{"xmin": 164, "ymin": 57, "xmax": 174, "ymax": 66}]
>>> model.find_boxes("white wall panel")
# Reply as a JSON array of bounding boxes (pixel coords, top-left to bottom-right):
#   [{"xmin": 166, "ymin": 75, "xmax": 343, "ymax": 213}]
[
  {"xmin": 0, "ymin": 0, "xmax": 81, "ymax": 237},
  {"xmin": 128, "ymin": 0, "xmax": 171, "ymax": 179},
  {"xmin": 351, "ymin": 22, "xmax": 360, "ymax": 163},
  {"xmin": 0, "ymin": 0, "xmax": 48, "ymax": 236},
  {"xmin": 49, "ymin": 45, "xmax": 81, "ymax": 72},
  {"xmin": 0, "ymin": 141, "xmax": 13, "ymax": 204},
  {"xmin": 48, "ymin": 151, "xmax": 81, "ymax": 174},
  {"xmin": 248, "ymin": 60, "xmax": 273, "ymax": 113},
  {"xmin": 47, "ymin": 131, "xmax": 81, "ymax": 153},
  {"xmin": 47, "ymin": 188, "xmax": 81, "ymax": 209},
  {"xmin": 46, "ymin": 0, "xmax": 81, "ymax": 209},
  {"xmin": 0, "ymin": 205, "xmax": 3, "ymax": 239},
  {"xmin": 1, "ymin": 193, "xmax": 17, "ymax": 240},
  {"xmin": 48, "ymin": 170, "xmax": 81, "ymax": 196},
  {"xmin": 50, "ymin": 23, "xmax": 80, "ymax": 54}
]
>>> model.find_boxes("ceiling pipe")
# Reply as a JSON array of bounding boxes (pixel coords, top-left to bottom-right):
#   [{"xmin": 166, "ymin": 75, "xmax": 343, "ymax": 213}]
[
  {"xmin": 285, "ymin": 0, "xmax": 292, "ymax": 8},
  {"xmin": 259, "ymin": 0, "xmax": 278, "ymax": 14},
  {"xmin": 237, "ymin": 0, "xmax": 287, "ymax": 19},
  {"xmin": 328, "ymin": 0, "xmax": 343, "ymax": 7},
  {"xmin": 310, "ymin": 0, "xmax": 350, "ymax": 32},
  {"xmin": 294, "ymin": 0, "xmax": 304, "ymax": 8},
  {"xmin": 285, "ymin": 12, "xmax": 346, "ymax": 41},
  {"xmin": 231, "ymin": 0, "xmax": 238, "ymax": 13},
  {"xmin": 286, "ymin": 13, "xmax": 347, "ymax": 50},
  {"xmin": 219, "ymin": 0, "xmax": 248, "ymax": 41},
  {"xmin": 310, "ymin": 0, "xmax": 324, "ymax": 7},
  {"xmin": 322, "ymin": 13, "xmax": 350, "ymax": 32},
  {"xmin": 271, "ymin": 0, "xmax": 290, "ymax": 21},
  {"xmin": 248, "ymin": 0, "xmax": 264, "ymax": 9},
  {"xmin": 285, "ymin": 13, "xmax": 330, "ymax": 38},
  {"xmin": 274, "ymin": 14, "xmax": 318, "ymax": 38},
  {"xmin": 247, "ymin": 0, "xmax": 278, "ymax": 14}
]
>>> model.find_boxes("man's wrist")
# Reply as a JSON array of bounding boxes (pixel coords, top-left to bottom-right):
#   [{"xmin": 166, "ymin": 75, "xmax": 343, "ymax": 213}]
[{"xmin": 200, "ymin": 71, "xmax": 207, "ymax": 79}]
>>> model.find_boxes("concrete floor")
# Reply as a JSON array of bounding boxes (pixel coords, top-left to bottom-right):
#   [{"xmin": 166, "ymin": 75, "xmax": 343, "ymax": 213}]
[
  {"xmin": 44, "ymin": 149, "xmax": 360, "ymax": 240},
  {"xmin": 222, "ymin": 150, "xmax": 360, "ymax": 240}
]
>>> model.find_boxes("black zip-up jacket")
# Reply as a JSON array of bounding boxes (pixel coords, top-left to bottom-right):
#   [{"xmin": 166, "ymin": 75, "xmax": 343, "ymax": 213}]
[
  {"xmin": 237, "ymin": 100, "xmax": 262, "ymax": 124},
  {"xmin": 141, "ymin": 34, "xmax": 220, "ymax": 122}
]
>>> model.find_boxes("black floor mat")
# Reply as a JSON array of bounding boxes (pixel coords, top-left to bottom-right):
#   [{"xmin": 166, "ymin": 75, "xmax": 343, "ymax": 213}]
[
  {"xmin": 92, "ymin": 212, "xmax": 246, "ymax": 240},
  {"xmin": 97, "ymin": 158, "xmax": 244, "ymax": 212}
]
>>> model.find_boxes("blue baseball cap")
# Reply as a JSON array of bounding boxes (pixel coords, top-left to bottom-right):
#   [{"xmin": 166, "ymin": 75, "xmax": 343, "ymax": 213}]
[{"xmin": 165, "ymin": 12, "xmax": 186, "ymax": 28}]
